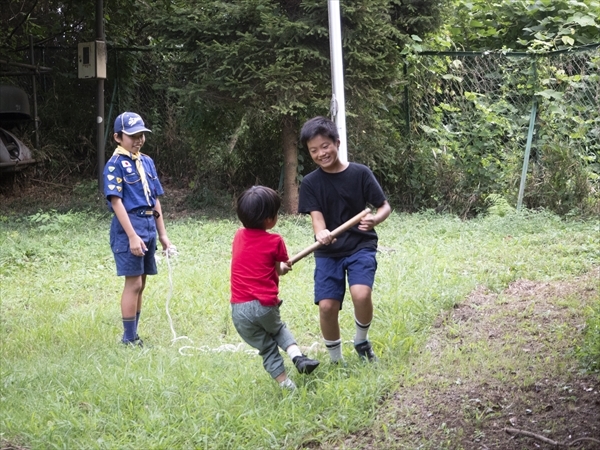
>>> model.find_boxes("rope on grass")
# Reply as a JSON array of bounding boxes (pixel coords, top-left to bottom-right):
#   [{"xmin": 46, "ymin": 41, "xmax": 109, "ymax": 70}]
[
  {"xmin": 162, "ymin": 247, "xmax": 253, "ymax": 355},
  {"xmin": 162, "ymin": 246, "xmax": 192, "ymax": 344},
  {"xmin": 160, "ymin": 248, "xmax": 320, "ymax": 357}
]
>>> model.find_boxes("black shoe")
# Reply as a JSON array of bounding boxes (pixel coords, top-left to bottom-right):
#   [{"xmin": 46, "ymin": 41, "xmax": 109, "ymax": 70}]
[
  {"xmin": 121, "ymin": 337, "xmax": 143, "ymax": 347},
  {"xmin": 293, "ymin": 355, "xmax": 320, "ymax": 374},
  {"xmin": 354, "ymin": 340, "xmax": 378, "ymax": 362}
]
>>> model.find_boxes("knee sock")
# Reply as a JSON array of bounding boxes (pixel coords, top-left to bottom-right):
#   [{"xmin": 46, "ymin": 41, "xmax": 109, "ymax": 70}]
[
  {"xmin": 354, "ymin": 317, "xmax": 371, "ymax": 345},
  {"xmin": 286, "ymin": 344, "xmax": 303, "ymax": 360},
  {"xmin": 122, "ymin": 316, "xmax": 136, "ymax": 342},
  {"xmin": 135, "ymin": 311, "xmax": 141, "ymax": 338},
  {"xmin": 324, "ymin": 338, "xmax": 343, "ymax": 362},
  {"xmin": 279, "ymin": 377, "xmax": 297, "ymax": 390}
]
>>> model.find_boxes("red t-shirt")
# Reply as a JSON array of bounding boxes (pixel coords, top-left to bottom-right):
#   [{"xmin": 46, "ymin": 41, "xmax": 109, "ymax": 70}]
[{"xmin": 230, "ymin": 228, "xmax": 289, "ymax": 307}]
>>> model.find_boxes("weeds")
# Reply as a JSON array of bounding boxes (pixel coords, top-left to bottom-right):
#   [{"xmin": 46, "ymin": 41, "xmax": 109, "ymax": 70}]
[{"xmin": 0, "ymin": 210, "xmax": 598, "ymax": 449}]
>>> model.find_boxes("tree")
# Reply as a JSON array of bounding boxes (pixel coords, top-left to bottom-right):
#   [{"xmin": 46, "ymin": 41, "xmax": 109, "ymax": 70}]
[
  {"xmin": 150, "ymin": 0, "xmax": 447, "ymax": 212},
  {"xmin": 0, "ymin": 0, "xmax": 165, "ymax": 178}
]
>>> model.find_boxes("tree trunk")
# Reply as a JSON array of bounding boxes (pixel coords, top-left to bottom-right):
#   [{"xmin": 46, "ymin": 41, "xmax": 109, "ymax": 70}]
[{"xmin": 281, "ymin": 115, "xmax": 299, "ymax": 214}]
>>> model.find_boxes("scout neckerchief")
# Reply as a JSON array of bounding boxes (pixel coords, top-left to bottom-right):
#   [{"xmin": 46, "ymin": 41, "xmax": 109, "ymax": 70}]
[{"xmin": 113, "ymin": 145, "xmax": 152, "ymax": 206}]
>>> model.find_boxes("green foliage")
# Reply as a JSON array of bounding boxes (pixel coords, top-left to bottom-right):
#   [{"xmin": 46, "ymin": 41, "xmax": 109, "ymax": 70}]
[
  {"xmin": 523, "ymin": 51, "xmax": 600, "ymax": 215},
  {"xmin": 443, "ymin": 0, "xmax": 600, "ymax": 51},
  {"xmin": 26, "ymin": 209, "xmax": 75, "ymax": 232},
  {"xmin": 390, "ymin": 44, "xmax": 600, "ymax": 217},
  {"xmin": 577, "ymin": 302, "xmax": 600, "ymax": 374},
  {"xmin": 485, "ymin": 194, "xmax": 516, "ymax": 217},
  {"xmin": 146, "ymin": 0, "xmax": 445, "ymax": 198},
  {"xmin": 2, "ymin": 0, "xmax": 598, "ymax": 219},
  {"xmin": 395, "ymin": 52, "xmax": 533, "ymax": 215}
]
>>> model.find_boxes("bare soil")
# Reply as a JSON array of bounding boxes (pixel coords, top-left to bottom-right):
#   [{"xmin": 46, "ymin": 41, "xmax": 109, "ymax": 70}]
[
  {"xmin": 0, "ymin": 176, "xmax": 207, "ymax": 219},
  {"xmin": 313, "ymin": 268, "xmax": 600, "ymax": 450}
]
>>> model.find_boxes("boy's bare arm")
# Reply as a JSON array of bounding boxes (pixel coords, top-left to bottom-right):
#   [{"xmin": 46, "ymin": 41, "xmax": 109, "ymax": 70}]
[
  {"xmin": 153, "ymin": 198, "xmax": 172, "ymax": 250},
  {"xmin": 276, "ymin": 261, "xmax": 292, "ymax": 276},
  {"xmin": 309, "ymin": 211, "xmax": 336, "ymax": 245},
  {"xmin": 359, "ymin": 200, "xmax": 392, "ymax": 231}
]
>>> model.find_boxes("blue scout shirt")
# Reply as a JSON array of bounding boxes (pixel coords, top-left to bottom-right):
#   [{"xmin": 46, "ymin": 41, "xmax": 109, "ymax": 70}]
[{"xmin": 103, "ymin": 152, "xmax": 164, "ymax": 213}]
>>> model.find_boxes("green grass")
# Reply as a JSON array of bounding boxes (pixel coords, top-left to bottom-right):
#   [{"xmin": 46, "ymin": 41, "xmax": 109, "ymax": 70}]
[{"xmin": 0, "ymin": 209, "xmax": 598, "ymax": 449}]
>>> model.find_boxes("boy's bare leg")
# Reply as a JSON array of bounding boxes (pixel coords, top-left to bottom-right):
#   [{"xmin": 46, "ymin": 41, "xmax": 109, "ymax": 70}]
[
  {"xmin": 275, "ymin": 371, "xmax": 296, "ymax": 389},
  {"xmin": 350, "ymin": 284, "xmax": 378, "ymax": 361},
  {"xmin": 121, "ymin": 275, "xmax": 144, "ymax": 317},
  {"xmin": 275, "ymin": 372, "xmax": 288, "ymax": 383},
  {"xmin": 137, "ymin": 274, "xmax": 146, "ymax": 312},
  {"xmin": 120, "ymin": 275, "xmax": 144, "ymax": 343},
  {"xmin": 349, "ymin": 285, "xmax": 373, "ymax": 325},
  {"xmin": 319, "ymin": 299, "xmax": 344, "ymax": 362},
  {"xmin": 318, "ymin": 299, "xmax": 341, "ymax": 340}
]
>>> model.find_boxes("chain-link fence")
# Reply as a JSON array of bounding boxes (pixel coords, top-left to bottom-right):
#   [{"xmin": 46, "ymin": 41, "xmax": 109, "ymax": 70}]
[
  {"xmin": 401, "ymin": 45, "xmax": 599, "ymax": 214},
  {"xmin": 1, "ymin": 46, "xmax": 185, "ymax": 181},
  {"xmin": 2, "ymin": 43, "xmax": 598, "ymax": 214}
]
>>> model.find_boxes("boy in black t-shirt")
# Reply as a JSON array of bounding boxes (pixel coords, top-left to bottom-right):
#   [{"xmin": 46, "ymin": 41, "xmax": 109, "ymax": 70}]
[{"xmin": 298, "ymin": 116, "xmax": 392, "ymax": 363}]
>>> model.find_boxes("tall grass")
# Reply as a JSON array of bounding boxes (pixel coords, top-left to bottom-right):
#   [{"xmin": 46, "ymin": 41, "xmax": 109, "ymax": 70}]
[{"xmin": 0, "ymin": 209, "xmax": 597, "ymax": 449}]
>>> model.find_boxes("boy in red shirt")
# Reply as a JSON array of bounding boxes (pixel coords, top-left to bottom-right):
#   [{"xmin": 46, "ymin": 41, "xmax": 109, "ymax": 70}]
[{"xmin": 230, "ymin": 186, "xmax": 319, "ymax": 389}]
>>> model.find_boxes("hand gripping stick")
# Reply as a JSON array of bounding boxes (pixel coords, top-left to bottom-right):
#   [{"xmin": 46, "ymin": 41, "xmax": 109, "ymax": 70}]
[{"xmin": 289, "ymin": 208, "xmax": 372, "ymax": 264}]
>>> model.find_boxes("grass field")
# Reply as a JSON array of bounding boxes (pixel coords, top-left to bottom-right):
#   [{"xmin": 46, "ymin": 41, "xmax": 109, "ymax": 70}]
[{"xmin": 0, "ymin": 208, "xmax": 598, "ymax": 449}]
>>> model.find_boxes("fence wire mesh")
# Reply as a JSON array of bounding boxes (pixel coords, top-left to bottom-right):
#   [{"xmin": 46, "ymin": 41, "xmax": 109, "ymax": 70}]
[
  {"xmin": 1, "ymin": 44, "xmax": 598, "ymax": 214},
  {"xmin": 400, "ymin": 45, "xmax": 599, "ymax": 213}
]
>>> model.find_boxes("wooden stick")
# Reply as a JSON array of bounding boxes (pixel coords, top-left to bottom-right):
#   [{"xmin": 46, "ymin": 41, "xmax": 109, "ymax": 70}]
[
  {"xmin": 504, "ymin": 427, "xmax": 600, "ymax": 448},
  {"xmin": 504, "ymin": 427, "xmax": 559, "ymax": 446},
  {"xmin": 289, "ymin": 208, "xmax": 372, "ymax": 264}
]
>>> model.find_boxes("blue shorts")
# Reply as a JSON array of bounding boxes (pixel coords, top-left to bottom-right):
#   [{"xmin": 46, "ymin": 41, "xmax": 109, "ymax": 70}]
[
  {"xmin": 110, "ymin": 215, "xmax": 158, "ymax": 277},
  {"xmin": 314, "ymin": 247, "xmax": 377, "ymax": 308}
]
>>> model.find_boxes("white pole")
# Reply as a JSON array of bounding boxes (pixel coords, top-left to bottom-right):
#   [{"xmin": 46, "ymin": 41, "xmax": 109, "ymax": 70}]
[{"xmin": 328, "ymin": 0, "xmax": 348, "ymax": 163}]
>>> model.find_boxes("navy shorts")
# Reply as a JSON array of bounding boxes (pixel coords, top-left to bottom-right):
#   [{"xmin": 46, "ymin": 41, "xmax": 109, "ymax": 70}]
[
  {"xmin": 314, "ymin": 247, "xmax": 377, "ymax": 307},
  {"xmin": 110, "ymin": 215, "xmax": 158, "ymax": 277}
]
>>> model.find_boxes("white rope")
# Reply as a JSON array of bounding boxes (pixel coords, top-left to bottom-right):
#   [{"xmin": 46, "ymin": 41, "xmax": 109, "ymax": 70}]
[
  {"xmin": 162, "ymin": 245, "xmax": 192, "ymax": 344},
  {"xmin": 160, "ymin": 246, "xmax": 258, "ymax": 356},
  {"xmin": 160, "ymin": 246, "xmax": 320, "ymax": 357}
]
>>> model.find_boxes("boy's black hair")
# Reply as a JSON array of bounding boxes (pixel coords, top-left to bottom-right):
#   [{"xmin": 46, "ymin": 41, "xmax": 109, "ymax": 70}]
[
  {"xmin": 300, "ymin": 116, "xmax": 339, "ymax": 148},
  {"xmin": 236, "ymin": 185, "xmax": 281, "ymax": 229}
]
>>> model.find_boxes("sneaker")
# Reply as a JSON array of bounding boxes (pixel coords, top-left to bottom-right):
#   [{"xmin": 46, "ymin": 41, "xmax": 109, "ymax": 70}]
[
  {"xmin": 354, "ymin": 340, "xmax": 378, "ymax": 362},
  {"xmin": 293, "ymin": 355, "xmax": 320, "ymax": 374}
]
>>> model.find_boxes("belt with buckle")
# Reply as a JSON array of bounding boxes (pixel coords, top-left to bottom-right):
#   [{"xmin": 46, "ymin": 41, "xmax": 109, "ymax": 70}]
[{"xmin": 131, "ymin": 208, "xmax": 160, "ymax": 218}]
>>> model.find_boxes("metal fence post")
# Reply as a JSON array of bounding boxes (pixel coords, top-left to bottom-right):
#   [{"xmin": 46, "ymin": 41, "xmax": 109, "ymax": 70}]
[
  {"xmin": 29, "ymin": 36, "xmax": 40, "ymax": 150},
  {"xmin": 404, "ymin": 60, "xmax": 410, "ymax": 136},
  {"xmin": 517, "ymin": 58, "xmax": 537, "ymax": 211}
]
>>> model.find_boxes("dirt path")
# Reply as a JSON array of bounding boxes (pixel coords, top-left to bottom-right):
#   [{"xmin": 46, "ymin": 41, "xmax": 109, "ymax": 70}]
[{"xmin": 314, "ymin": 268, "xmax": 600, "ymax": 450}]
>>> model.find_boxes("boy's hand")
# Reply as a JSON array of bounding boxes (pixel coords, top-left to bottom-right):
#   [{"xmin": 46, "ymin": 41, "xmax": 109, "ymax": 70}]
[
  {"xmin": 358, "ymin": 213, "xmax": 377, "ymax": 231},
  {"xmin": 315, "ymin": 229, "xmax": 336, "ymax": 246},
  {"xmin": 277, "ymin": 261, "xmax": 292, "ymax": 276},
  {"xmin": 129, "ymin": 235, "xmax": 148, "ymax": 257},
  {"xmin": 159, "ymin": 235, "xmax": 172, "ymax": 252}
]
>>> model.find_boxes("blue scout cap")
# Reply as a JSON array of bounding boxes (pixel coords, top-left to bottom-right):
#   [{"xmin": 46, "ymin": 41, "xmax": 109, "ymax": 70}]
[{"xmin": 114, "ymin": 112, "xmax": 152, "ymax": 135}]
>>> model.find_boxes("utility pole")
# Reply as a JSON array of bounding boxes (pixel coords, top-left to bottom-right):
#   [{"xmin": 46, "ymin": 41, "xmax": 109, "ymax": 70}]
[
  {"xmin": 96, "ymin": 0, "xmax": 105, "ymax": 191},
  {"xmin": 328, "ymin": 0, "xmax": 347, "ymax": 163}
]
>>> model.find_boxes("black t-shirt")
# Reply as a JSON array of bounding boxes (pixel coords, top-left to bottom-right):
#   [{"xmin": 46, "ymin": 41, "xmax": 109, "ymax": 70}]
[{"xmin": 298, "ymin": 162, "xmax": 387, "ymax": 257}]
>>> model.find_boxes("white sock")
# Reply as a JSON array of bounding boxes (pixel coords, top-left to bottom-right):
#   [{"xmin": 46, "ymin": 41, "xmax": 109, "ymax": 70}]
[
  {"xmin": 354, "ymin": 317, "xmax": 371, "ymax": 345},
  {"xmin": 279, "ymin": 378, "xmax": 296, "ymax": 390},
  {"xmin": 286, "ymin": 344, "xmax": 302, "ymax": 360},
  {"xmin": 324, "ymin": 338, "xmax": 343, "ymax": 362}
]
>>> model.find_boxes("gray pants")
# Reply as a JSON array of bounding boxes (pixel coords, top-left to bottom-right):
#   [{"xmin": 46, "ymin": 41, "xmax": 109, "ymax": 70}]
[{"xmin": 231, "ymin": 300, "xmax": 296, "ymax": 379}]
